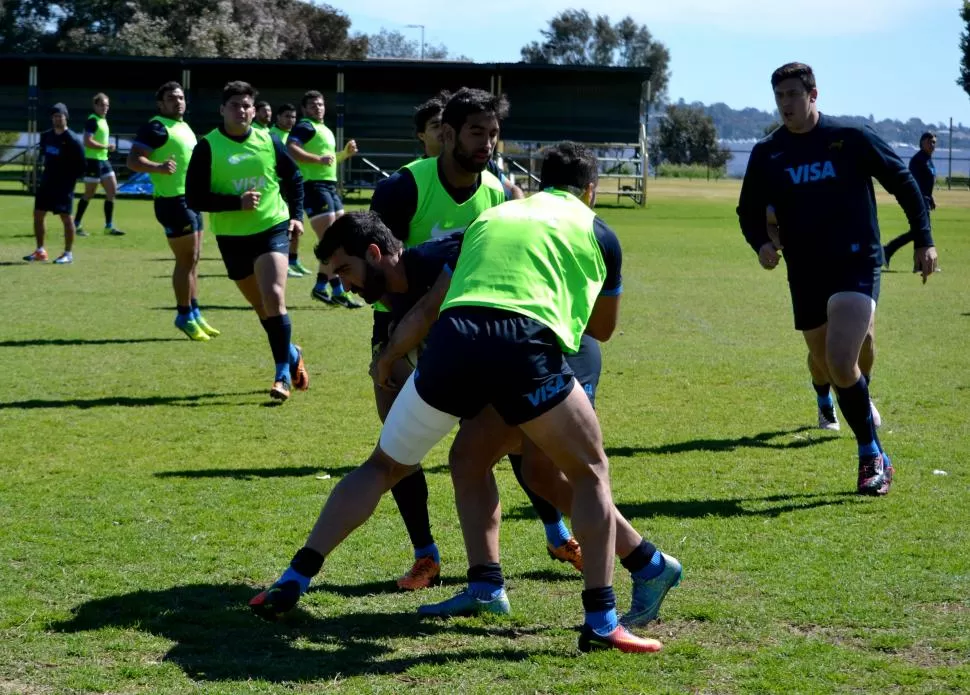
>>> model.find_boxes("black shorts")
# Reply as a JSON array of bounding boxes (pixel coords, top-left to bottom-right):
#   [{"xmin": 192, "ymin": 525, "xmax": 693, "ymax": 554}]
[
  {"xmin": 154, "ymin": 196, "xmax": 202, "ymax": 239},
  {"xmin": 304, "ymin": 181, "xmax": 342, "ymax": 219},
  {"xmin": 788, "ymin": 264, "xmax": 881, "ymax": 331},
  {"xmin": 34, "ymin": 186, "xmax": 74, "ymax": 215},
  {"xmin": 83, "ymin": 158, "xmax": 113, "ymax": 182},
  {"xmin": 414, "ymin": 306, "xmax": 576, "ymax": 426},
  {"xmin": 215, "ymin": 222, "xmax": 290, "ymax": 281},
  {"xmin": 566, "ymin": 334, "xmax": 602, "ymax": 408}
]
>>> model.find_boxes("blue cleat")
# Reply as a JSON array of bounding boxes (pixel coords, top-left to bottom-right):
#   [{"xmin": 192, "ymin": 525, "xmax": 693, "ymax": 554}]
[
  {"xmin": 249, "ymin": 579, "xmax": 302, "ymax": 621},
  {"xmin": 417, "ymin": 587, "xmax": 510, "ymax": 618},
  {"xmin": 621, "ymin": 553, "xmax": 682, "ymax": 627}
]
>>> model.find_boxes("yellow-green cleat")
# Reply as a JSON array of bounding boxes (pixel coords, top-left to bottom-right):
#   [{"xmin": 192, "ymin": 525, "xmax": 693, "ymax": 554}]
[
  {"xmin": 175, "ymin": 316, "xmax": 211, "ymax": 342},
  {"xmin": 194, "ymin": 313, "xmax": 220, "ymax": 337}
]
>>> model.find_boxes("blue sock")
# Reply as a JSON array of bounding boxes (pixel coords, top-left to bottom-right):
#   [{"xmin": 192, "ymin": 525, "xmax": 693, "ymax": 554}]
[
  {"xmin": 632, "ymin": 550, "xmax": 665, "ymax": 580},
  {"xmin": 190, "ymin": 298, "xmax": 200, "ymax": 320},
  {"xmin": 468, "ymin": 581, "xmax": 504, "ymax": 600},
  {"xmin": 586, "ymin": 608, "xmax": 619, "ymax": 636},
  {"xmin": 414, "ymin": 543, "xmax": 440, "ymax": 564},
  {"xmin": 288, "ymin": 343, "xmax": 300, "ymax": 366},
  {"xmin": 279, "ymin": 566, "xmax": 311, "ymax": 594},
  {"xmin": 544, "ymin": 519, "xmax": 571, "ymax": 548},
  {"xmin": 859, "ymin": 441, "xmax": 880, "ymax": 458},
  {"xmin": 817, "ymin": 393, "xmax": 834, "ymax": 409},
  {"xmin": 330, "ymin": 277, "xmax": 344, "ymax": 296},
  {"xmin": 275, "ymin": 362, "xmax": 290, "ymax": 382},
  {"xmin": 176, "ymin": 305, "xmax": 192, "ymax": 323}
]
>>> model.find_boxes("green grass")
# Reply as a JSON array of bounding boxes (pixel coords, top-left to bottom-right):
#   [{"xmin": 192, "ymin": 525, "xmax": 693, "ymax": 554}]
[{"xmin": 1, "ymin": 183, "xmax": 968, "ymax": 694}]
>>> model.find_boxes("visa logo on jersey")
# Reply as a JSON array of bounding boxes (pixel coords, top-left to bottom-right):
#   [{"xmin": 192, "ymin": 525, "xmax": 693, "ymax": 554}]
[
  {"xmin": 232, "ymin": 175, "xmax": 267, "ymax": 193},
  {"xmin": 786, "ymin": 161, "xmax": 836, "ymax": 184},
  {"xmin": 527, "ymin": 375, "xmax": 568, "ymax": 407}
]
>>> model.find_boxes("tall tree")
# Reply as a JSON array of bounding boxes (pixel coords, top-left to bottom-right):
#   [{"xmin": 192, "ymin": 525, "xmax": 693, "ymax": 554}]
[
  {"xmin": 520, "ymin": 10, "xmax": 670, "ymax": 101},
  {"xmin": 366, "ymin": 28, "xmax": 466, "ymax": 61},
  {"xmin": 959, "ymin": 1, "xmax": 970, "ymax": 101},
  {"xmin": 651, "ymin": 104, "xmax": 731, "ymax": 168}
]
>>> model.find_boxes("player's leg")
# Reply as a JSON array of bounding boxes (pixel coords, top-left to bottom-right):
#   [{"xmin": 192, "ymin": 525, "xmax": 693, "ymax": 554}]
[
  {"xmin": 74, "ymin": 167, "xmax": 98, "ymax": 235},
  {"xmin": 25, "ymin": 208, "xmax": 48, "ymax": 261},
  {"xmin": 323, "ymin": 197, "xmax": 361, "ymax": 308},
  {"xmin": 101, "ymin": 169, "xmax": 123, "ymax": 235},
  {"xmin": 252, "ymin": 240, "xmax": 299, "ymax": 400},
  {"xmin": 308, "ymin": 209, "xmax": 338, "ymax": 303},
  {"xmin": 806, "ymin": 340, "xmax": 839, "ymax": 431},
  {"xmin": 826, "ymin": 289, "xmax": 890, "ymax": 495},
  {"xmin": 860, "ymin": 326, "xmax": 880, "ymax": 427},
  {"xmin": 53, "ymin": 210, "xmax": 75, "ymax": 264},
  {"xmin": 882, "ymin": 230, "xmax": 915, "ymax": 268},
  {"xmin": 168, "ymin": 230, "xmax": 208, "ymax": 341},
  {"xmin": 188, "ymin": 216, "xmax": 219, "ymax": 337}
]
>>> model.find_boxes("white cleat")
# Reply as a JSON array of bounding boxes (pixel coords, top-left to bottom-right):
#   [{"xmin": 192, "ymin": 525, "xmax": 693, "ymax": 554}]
[
  {"xmin": 870, "ymin": 400, "xmax": 882, "ymax": 429},
  {"xmin": 818, "ymin": 406, "xmax": 841, "ymax": 431}
]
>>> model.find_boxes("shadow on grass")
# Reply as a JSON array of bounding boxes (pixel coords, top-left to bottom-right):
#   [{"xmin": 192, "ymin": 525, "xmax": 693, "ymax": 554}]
[
  {"xmin": 0, "ymin": 390, "xmax": 263, "ymax": 410},
  {"xmin": 314, "ymin": 574, "xmax": 466, "ymax": 597},
  {"xmin": 605, "ymin": 426, "xmax": 827, "ymax": 458},
  {"xmin": 151, "ymin": 305, "xmax": 321, "ymax": 312},
  {"xmin": 154, "ymin": 463, "xmax": 367, "ymax": 480},
  {"xmin": 504, "ymin": 490, "xmax": 858, "ymax": 522},
  {"xmin": 0, "ymin": 337, "xmax": 182, "ymax": 348},
  {"xmin": 151, "ymin": 274, "xmax": 226, "ymax": 279},
  {"xmin": 51, "ymin": 583, "xmax": 550, "ymax": 682},
  {"xmin": 148, "ymin": 257, "xmax": 224, "ymax": 262}
]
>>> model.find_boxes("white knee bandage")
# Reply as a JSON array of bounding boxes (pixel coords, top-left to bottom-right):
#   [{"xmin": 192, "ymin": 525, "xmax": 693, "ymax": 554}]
[{"xmin": 379, "ymin": 373, "xmax": 459, "ymax": 466}]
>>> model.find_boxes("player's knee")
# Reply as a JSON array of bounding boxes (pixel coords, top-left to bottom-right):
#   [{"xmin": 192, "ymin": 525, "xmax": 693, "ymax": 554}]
[
  {"xmin": 363, "ymin": 447, "xmax": 412, "ymax": 488},
  {"xmin": 825, "ymin": 356, "xmax": 859, "ymax": 388}
]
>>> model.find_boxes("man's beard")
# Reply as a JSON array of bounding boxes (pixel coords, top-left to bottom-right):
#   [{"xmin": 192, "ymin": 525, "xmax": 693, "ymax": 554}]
[
  {"xmin": 452, "ymin": 140, "xmax": 488, "ymax": 174},
  {"xmin": 356, "ymin": 263, "xmax": 388, "ymax": 304}
]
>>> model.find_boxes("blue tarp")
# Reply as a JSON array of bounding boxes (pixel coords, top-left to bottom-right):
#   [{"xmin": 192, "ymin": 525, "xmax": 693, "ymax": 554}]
[{"xmin": 118, "ymin": 172, "xmax": 153, "ymax": 196}]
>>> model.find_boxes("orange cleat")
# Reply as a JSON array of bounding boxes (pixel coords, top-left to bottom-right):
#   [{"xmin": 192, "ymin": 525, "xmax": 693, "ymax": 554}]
[
  {"xmin": 396, "ymin": 556, "xmax": 441, "ymax": 591},
  {"xmin": 270, "ymin": 379, "xmax": 291, "ymax": 402},
  {"xmin": 547, "ymin": 538, "xmax": 583, "ymax": 572},
  {"xmin": 578, "ymin": 624, "xmax": 663, "ymax": 654},
  {"xmin": 291, "ymin": 345, "xmax": 309, "ymax": 391}
]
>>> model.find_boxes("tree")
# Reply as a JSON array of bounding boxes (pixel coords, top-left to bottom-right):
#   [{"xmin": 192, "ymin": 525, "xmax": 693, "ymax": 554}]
[
  {"xmin": 366, "ymin": 28, "xmax": 468, "ymax": 61},
  {"xmin": 651, "ymin": 104, "xmax": 731, "ymax": 168},
  {"xmin": 959, "ymin": 1, "xmax": 970, "ymax": 101},
  {"xmin": 520, "ymin": 10, "xmax": 670, "ymax": 101}
]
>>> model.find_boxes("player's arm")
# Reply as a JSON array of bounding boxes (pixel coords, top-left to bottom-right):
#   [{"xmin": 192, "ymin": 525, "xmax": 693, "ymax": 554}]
[
  {"xmin": 908, "ymin": 154, "xmax": 936, "ymax": 210},
  {"xmin": 70, "ymin": 132, "xmax": 86, "ymax": 179},
  {"xmin": 272, "ymin": 133, "xmax": 304, "ymax": 221},
  {"xmin": 127, "ymin": 121, "xmax": 174, "ymax": 174},
  {"xmin": 370, "ymin": 170, "xmax": 418, "ymax": 243},
  {"xmin": 336, "ymin": 138, "xmax": 358, "ymax": 163},
  {"xmin": 585, "ymin": 217, "xmax": 622, "ymax": 342},
  {"xmin": 382, "ymin": 268, "xmax": 452, "ymax": 366},
  {"xmin": 83, "ymin": 117, "xmax": 110, "ymax": 151},
  {"xmin": 185, "ymin": 139, "xmax": 243, "ymax": 212},
  {"xmin": 286, "ymin": 122, "xmax": 328, "ymax": 164},
  {"xmin": 736, "ymin": 143, "xmax": 774, "ymax": 253}
]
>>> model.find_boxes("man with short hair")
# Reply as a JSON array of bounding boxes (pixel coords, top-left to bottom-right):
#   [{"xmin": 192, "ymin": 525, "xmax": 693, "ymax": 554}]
[
  {"xmin": 186, "ymin": 81, "xmax": 309, "ymax": 402},
  {"xmin": 269, "ymin": 103, "xmax": 311, "ymax": 278},
  {"xmin": 24, "ymin": 103, "xmax": 84, "ymax": 265},
  {"xmin": 884, "ymin": 132, "xmax": 938, "ymax": 268},
  {"xmin": 738, "ymin": 62, "xmax": 938, "ymax": 497},
  {"xmin": 250, "ymin": 141, "xmax": 674, "ymax": 655},
  {"xmin": 253, "ymin": 101, "xmax": 272, "ymax": 130},
  {"xmin": 287, "ymin": 90, "xmax": 362, "ymax": 308},
  {"xmin": 128, "ymin": 81, "xmax": 219, "ymax": 342},
  {"xmin": 74, "ymin": 92, "xmax": 124, "ymax": 236}
]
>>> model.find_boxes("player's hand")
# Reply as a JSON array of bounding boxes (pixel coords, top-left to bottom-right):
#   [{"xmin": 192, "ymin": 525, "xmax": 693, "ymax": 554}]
[
  {"xmin": 766, "ymin": 223, "xmax": 783, "ymax": 250},
  {"xmin": 240, "ymin": 189, "xmax": 261, "ymax": 210},
  {"xmin": 344, "ymin": 140, "xmax": 358, "ymax": 157},
  {"xmin": 158, "ymin": 159, "xmax": 177, "ymax": 175},
  {"xmin": 289, "ymin": 219, "xmax": 304, "ymax": 238},
  {"xmin": 108, "ymin": 143, "xmax": 116, "ymax": 152},
  {"xmin": 914, "ymin": 246, "xmax": 938, "ymax": 284},
  {"xmin": 758, "ymin": 242, "xmax": 780, "ymax": 270},
  {"xmin": 369, "ymin": 351, "xmax": 397, "ymax": 390},
  {"xmin": 319, "ymin": 154, "xmax": 335, "ymax": 165}
]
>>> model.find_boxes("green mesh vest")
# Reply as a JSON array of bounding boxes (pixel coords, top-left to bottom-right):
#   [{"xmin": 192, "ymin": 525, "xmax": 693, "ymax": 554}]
[
  {"xmin": 203, "ymin": 128, "xmax": 289, "ymax": 237},
  {"xmin": 85, "ymin": 113, "xmax": 110, "ymax": 161},
  {"xmin": 441, "ymin": 190, "xmax": 606, "ymax": 353},
  {"xmin": 148, "ymin": 116, "xmax": 197, "ymax": 198},
  {"xmin": 294, "ymin": 118, "xmax": 337, "ymax": 182},
  {"xmin": 269, "ymin": 126, "xmax": 290, "ymax": 142}
]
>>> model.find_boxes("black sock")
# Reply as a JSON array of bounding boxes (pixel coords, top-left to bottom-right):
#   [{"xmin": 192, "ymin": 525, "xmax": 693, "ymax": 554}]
[
  {"xmin": 581, "ymin": 586, "xmax": 617, "ymax": 614},
  {"xmin": 290, "ymin": 547, "xmax": 324, "ymax": 578},
  {"xmin": 619, "ymin": 539, "xmax": 658, "ymax": 574},
  {"xmin": 75, "ymin": 199, "xmax": 90, "ymax": 226},
  {"xmin": 191, "ymin": 298, "xmax": 199, "ymax": 311},
  {"xmin": 467, "ymin": 562, "xmax": 504, "ymax": 587},
  {"xmin": 260, "ymin": 314, "xmax": 292, "ymax": 367},
  {"xmin": 508, "ymin": 454, "xmax": 562, "ymax": 525},
  {"xmin": 834, "ymin": 377, "xmax": 877, "ymax": 452},
  {"xmin": 104, "ymin": 200, "xmax": 114, "ymax": 226},
  {"xmin": 289, "ymin": 253, "xmax": 297, "ymax": 263},
  {"xmin": 390, "ymin": 468, "xmax": 434, "ymax": 550},
  {"xmin": 316, "ymin": 272, "xmax": 327, "ymax": 285},
  {"xmin": 862, "ymin": 373, "xmax": 871, "ymax": 387},
  {"xmin": 812, "ymin": 382, "xmax": 831, "ymax": 398},
  {"xmin": 176, "ymin": 305, "xmax": 192, "ymax": 316}
]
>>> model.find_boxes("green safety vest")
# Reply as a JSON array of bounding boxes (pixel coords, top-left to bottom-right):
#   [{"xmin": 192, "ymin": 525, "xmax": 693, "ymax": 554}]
[
  {"xmin": 293, "ymin": 118, "xmax": 337, "ymax": 182},
  {"xmin": 85, "ymin": 113, "xmax": 110, "ymax": 161},
  {"xmin": 202, "ymin": 127, "xmax": 290, "ymax": 237},
  {"xmin": 147, "ymin": 116, "xmax": 196, "ymax": 198},
  {"xmin": 442, "ymin": 189, "xmax": 606, "ymax": 353}
]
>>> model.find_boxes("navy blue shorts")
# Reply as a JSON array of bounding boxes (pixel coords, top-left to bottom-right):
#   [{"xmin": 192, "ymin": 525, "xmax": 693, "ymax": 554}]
[
  {"xmin": 566, "ymin": 334, "xmax": 602, "ymax": 408},
  {"xmin": 83, "ymin": 158, "xmax": 113, "ymax": 182},
  {"xmin": 34, "ymin": 186, "xmax": 74, "ymax": 215},
  {"xmin": 414, "ymin": 306, "xmax": 576, "ymax": 426},
  {"xmin": 304, "ymin": 181, "xmax": 342, "ymax": 218},
  {"xmin": 788, "ymin": 264, "xmax": 881, "ymax": 331},
  {"xmin": 215, "ymin": 222, "xmax": 290, "ymax": 281},
  {"xmin": 154, "ymin": 196, "xmax": 202, "ymax": 239}
]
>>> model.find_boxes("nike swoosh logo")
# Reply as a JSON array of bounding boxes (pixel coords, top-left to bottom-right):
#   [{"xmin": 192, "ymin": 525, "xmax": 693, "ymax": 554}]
[
  {"xmin": 228, "ymin": 153, "xmax": 256, "ymax": 165},
  {"xmin": 430, "ymin": 224, "xmax": 464, "ymax": 238},
  {"xmin": 769, "ymin": 152, "xmax": 784, "ymax": 160}
]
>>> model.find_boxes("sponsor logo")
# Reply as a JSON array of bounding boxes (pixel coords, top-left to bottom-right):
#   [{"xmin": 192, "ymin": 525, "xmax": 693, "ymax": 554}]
[
  {"xmin": 786, "ymin": 161, "xmax": 836, "ymax": 184},
  {"xmin": 527, "ymin": 375, "xmax": 568, "ymax": 407}
]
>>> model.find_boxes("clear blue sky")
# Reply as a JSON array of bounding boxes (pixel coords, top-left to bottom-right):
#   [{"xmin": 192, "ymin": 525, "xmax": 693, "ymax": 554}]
[{"xmin": 332, "ymin": 0, "xmax": 967, "ymax": 126}]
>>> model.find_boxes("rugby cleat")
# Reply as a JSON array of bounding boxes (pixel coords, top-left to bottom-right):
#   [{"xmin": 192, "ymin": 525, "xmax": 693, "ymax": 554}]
[
  {"xmin": 578, "ymin": 624, "xmax": 663, "ymax": 653},
  {"xmin": 174, "ymin": 316, "xmax": 210, "ymax": 342},
  {"xmin": 547, "ymin": 538, "xmax": 583, "ymax": 572},
  {"xmin": 396, "ymin": 556, "xmax": 441, "ymax": 591},
  {"xmin": 417, "ymin": 587, "xmax": 510, "ymax": 617},
  {"xmin": 310, "ymin": 285, "xmax": 333, "ymax": 304},
  {"xmin": 857, "ymin": 452, "xmax": 892, "ymax": 496},
  {"xmin": 193, "ymin": 314, "xmax": 220, "ymax": 337},
  {"xmin": 332, "ymin": 292, "xmax": 364, "ymax": 309},
  {"xmin": 75, "ymin": 226, "xmax": 89, "ymax": 237},
  {"xmin": 290, "ymin": 345, "xmax": 309, "ymax": 392},
  {"xmin": 53, "ymin": 252, "xmax": 73, "ymax": 265},
  {"xmin": 292, "ymin": 259, "xmax": 312, "ymax": 275},
  {"xmin": 105, "ymin": 225, "xmax": 125, "ymax": 236},
  {"xmin": 818, "ymin": 405, "xmax": 841, "ymax": 431},
  {"xmin": 622, "ymin": 553, "xmax": 682, "ymax": 627},
  {"xmin": 249, "ymin": 580, "xmax": 302, "ymax": 621},
  {"xmin": 23, "ymin": 249, "xmax": 48, "ymax": 262},
  {"xmin": 270, "ymin": 379, "xmax": 291, "ymax": 402},
  {"xmin": 287, "ymin": 265, "xmax": 304, "ymax": 278}
]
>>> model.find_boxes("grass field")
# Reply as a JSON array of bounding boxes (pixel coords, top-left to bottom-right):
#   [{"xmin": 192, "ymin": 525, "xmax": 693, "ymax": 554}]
[{"xmin": 1, "ymin": 180, "xmax": 968, "ymax": 694}]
